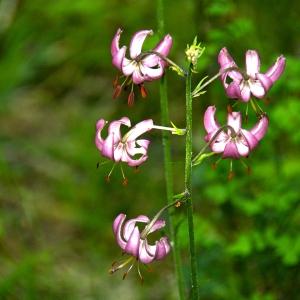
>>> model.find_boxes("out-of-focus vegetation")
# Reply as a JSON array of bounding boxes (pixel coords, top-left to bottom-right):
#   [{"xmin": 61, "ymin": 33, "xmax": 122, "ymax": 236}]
[{"xmin": 0, "ymin": 0, "xmax": 299, "ymax": 299}]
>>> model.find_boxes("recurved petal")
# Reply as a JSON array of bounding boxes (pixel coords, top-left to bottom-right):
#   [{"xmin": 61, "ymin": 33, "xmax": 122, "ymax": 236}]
[
  {"xmin": 240, "ymin": 129, "xmax": 259, "ymax": 151},
  {"xmin": 125, "ymin": 226, "xmax": 141, "ymax": 257},
  {"xmin": 111, "ymin": 28, "xmax": 122, "ymax": 57},
  {"xmin": 226, "ymin": 111, "xmax": 242, "ymax": 134},
  {"xmin": 139, "ymin": 240, "xmax": 156, "ymax": 264},
  {"xmin": 112, "ymin": 214, "xmax": 127, "ymax": 250},
  {"xmin": 108, "ymin": 117, "xmax": 131, "ymax": 143},
  {"xmin": 130, "ymin": 30, "xmax": 153, "ymax": 59},
  {"xmin": 245, "ymin": 50, "xmax": 261, "ymax": 78},
  {"xmin": 226, "ymin": 82, "xmax": 247, "ymax": 101},
  {"xmin": 147, "ymin": 220, "xmax": 165, "ymax": 234},
  {"xmin": 249, "ymin": 114, "xmax": 269, "ymax": 141},
  {"xmin": 256, "ymin": 73, "xmax": 274, "ymax": 92},
  {"xmin": 264, "ymin": 55, "xmax": 286, "ymax": 82},
  {"xmin": 222, "ymin": 141, "xmax": 240, "ymax": 159},
  {"xmin": 154, "ymin": 237, "xmax": 171, "ymax": 260},
  {"xmin": 218, "ymin": 47, "xmax": 234, "ymax": 66},
  {"xmin": 140, "ymin": 63, "xmax": 165, "ymax": 81},
  {"xmin": 112, "ymin": 46, "xmax": 126, "ymax": 72},
  {"xmin": 126, "ymin": 119, "xmax": 153, "ymax": 142},
  {"xmin": 204, "ymin": 106, "xmax": 221, "ymax": 133},
  {"xmin": 123, "ymin": 215, "xmax": 150, "ymax": 241},
  {"xmin": 101, "ymin": 133, "xmax": 115, "ymax": 160},
  {"xmin": 142, "ymin": 34, "xmax": 173, "ymax": 67},
  {"xmin": 95, "ymin": 119, "xmax": 107, "ymax": 151},
  {"xmin": 248, "ymin": 79, "xmax": 267, "ymax": 98}
]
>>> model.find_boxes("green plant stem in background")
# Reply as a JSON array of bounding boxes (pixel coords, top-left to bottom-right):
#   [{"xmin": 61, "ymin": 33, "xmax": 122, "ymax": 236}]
[
  {"xmin": 157, "ymin": 0, "xmax": 185, "ymax": 299},
  {"xmin": 185, "ymin": 64, "xmax": 199, "ymax": 300}
]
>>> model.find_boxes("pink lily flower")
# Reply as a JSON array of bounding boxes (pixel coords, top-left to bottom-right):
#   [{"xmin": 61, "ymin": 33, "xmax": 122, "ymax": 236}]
[
  {"xmin": 95, "ymin": 117, "xmax": 153, "ymax": 167},
  {"xmin": 204, "ymin": 106, "xmax": 269, "ymax": 159},
  {"xmin": 218, "ymin": 47, "xmax": 286, "ymax": 102},
  {"xmin": 110, "ymin": 214, "xmax": 171, "ymax": 283},
  {"xmin": 111, "ymin": 29, "xmax": 172, "ymax": 104}
]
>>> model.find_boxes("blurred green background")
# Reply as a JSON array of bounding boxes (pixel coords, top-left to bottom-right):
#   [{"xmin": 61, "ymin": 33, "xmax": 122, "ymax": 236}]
[{"xmin": 0, "ymin": 0, "xmax": 299, "ymax": 299}]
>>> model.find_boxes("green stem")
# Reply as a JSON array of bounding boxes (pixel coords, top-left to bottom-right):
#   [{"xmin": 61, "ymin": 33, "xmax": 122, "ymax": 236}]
[
  {"xmin": 186, "ymin": 64, "xmax": 199, "ymax": 300},
  {"xmin": 157, "ymin": 1, "xmax": 185, "ymax": 299}
]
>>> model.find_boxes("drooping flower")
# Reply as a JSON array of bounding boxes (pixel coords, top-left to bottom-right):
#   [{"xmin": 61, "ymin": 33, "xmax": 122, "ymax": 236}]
[
  {"xmin": 218, "ymin": 47, "xmax": 286, "ymax": 102},
  {"xmin": 204, "ymin": 106, "xmax": 269, "ymax": 159},
  {"xmin": 111, "ymin": 28, "xmax": 172, "ymax": 104},
  {"xmin": 110, "ymin": 213, "xmax": 171, "ymax": 284},
  {"xmin": 95, "ymin": 117, "xmax": 153, "ymax": 167}
]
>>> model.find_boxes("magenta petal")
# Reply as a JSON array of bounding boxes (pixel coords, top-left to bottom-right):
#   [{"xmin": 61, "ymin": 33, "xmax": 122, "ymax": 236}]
[
  {"xmin": 226, "ymin": 111, "xmax": 242, "ymax": 134},
  {"xmin": 147, "ymin": 220, "xmax": 165, "ymax": 234},
  {"xmin": 226, "ymin": 82, "xmax": 246, "ymax": 101},
  {"xmin": 95, "ymin": 119, "xmax": 107, "ymax": 151},
  {"xmin": 123, "ymin": 215, "xmax": 149, "ymax": 241},
  {"xmin": 218, "ymin": 47, "xmax": 234, "ymax": 66},
  {"xmin": 248, "ymin": 80, "xmax": 266, "ymax": 98},
  {"xmin": 204, "ymin": 106, "xmax": 221, "ymax": 133},
  {"xmin": 256, "ymin": 73, "xmax": 274, "ymax": 91},
  {"xmin": 112, "ymin": 46, "xmax": 126, "ymax": 72},
  {"xmin": 111, "ymin": 28, "xmax": 122, "ymax": 57},
  {"xmin": 249, "ymin": 115, "xmax": 269, "ymax": 141},
  {"xmin": 101, "ymin": 133, "xmax": 115, "ymax": 160},
  {"xmin": 129, "ymin": 30, "xmax": 153, "ymax": 59},
  {"xmin": 222, "ymin": 141, "xmax": 240, "ymax": 159},
  {"xmin": 240, "ymin": 129, "xmax": 259, "ymax": 151},
  {"xmin": 264, "ymin": 55, "xmax": 286, "ymax": 82},
  {"xmin": 125, "ymin": 226, "xmax": 141, "ymax": 257},
  {"xmin": 108, "ymin": 117, "xmax": 131, "ymax": 143},
  {"xmin": 143, "ymin": 34, "xmax": 173, "ymax": 67},
  {"xmin": 140, "ymin": 63, "xmax": 165, "ymax": 81},
  {"xmin": 245, "ymin": 50, "xmax": 260, "ymax": 78},
  {"xmin": 126, "ymin": 119, "xmax": 153, "ymax": 142},
  {"xmin": 112, "ymin": 214, "xmax": 127, "ymax": 251}
]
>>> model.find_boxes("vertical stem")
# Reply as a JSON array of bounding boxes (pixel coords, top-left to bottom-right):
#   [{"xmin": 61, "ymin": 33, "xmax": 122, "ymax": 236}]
[
  {"xmin": 185, "ymin": 64, "xmax": 199, "ymax": 299},
  {"xmin": 157, "ymin": 0, "xmax": 185, "ymax": 299}
]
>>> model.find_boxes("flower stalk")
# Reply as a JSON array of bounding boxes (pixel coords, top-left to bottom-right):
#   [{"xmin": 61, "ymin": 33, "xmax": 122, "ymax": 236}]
[{"xmin": 185, "ymin": 64, "xmax": 199, "ymax": 300}]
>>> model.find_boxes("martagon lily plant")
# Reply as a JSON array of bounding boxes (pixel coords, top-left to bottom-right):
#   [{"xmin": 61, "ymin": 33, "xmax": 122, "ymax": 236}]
[{"xmin": 96, "ymin": 5, "xmax": 286, "ymax": 299}]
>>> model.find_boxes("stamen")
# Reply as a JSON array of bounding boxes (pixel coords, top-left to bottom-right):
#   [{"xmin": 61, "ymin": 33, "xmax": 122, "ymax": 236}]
[
  {"xmin": 247, "ymin": 167, "xmax": 251, "ymax": 175},
  {"xmin": 123, "ymin": 178, "xmax": 128, "ymax": 186},
  {"xmin": 264, "ymin": 97, "xmax": 270, "ymax": 105},
  {"xmin": 113, "ymin": 76, "xmax": 119, "ymax": 88},
  {"xmin": 227, "ymin": 104, "xmax": 232, "ymax": 114},
  {"xmin": 135, "ymin": 166, "xmax": 139, "ymax": 173},
  {"xmin": 109, "ymin": 256, "xmax": 134, "ymax": 274},
  {"xmin": 128, "ymin": 92, "xmax": 135, "ymax": 106},
  {"xmin": 105, "ymin": 174, "xmax": 111, "ymax": 183},
  {"xmin": 212, "ymin": 162, "xmax": 217, "ymax": 170},
  {"xmin": 228, "ymin": 171, "xmax": 234, "ymax": 180},
  {"xmin": 113, "ymin": 86, "xmax": 122, "ymax": 99},
  {"xmin": 139, "ymin": 83, "xmax": 147, "ymax": 98}
]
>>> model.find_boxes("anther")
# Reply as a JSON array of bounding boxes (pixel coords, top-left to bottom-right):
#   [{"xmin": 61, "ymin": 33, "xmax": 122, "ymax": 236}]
[
  {"xmin": 135, "ymin": 166, "xmax": 139, "ymax": 173},
  {"xmin": 96, "ymin": 162, "xmax": 100, "ymax": 169},
  {"xmin": 123, "ymin": 178, "xmax": 128, "ymax": 186},
  {"xmin": 228, "ymin": 171, "xmax": 234, "ymax": 180},
  {"xmin": 212, "ymin": 162, "xmax": 217, "ymax": 170},
  {"xmin": 113, "ymin": 86, "xmax": 122, "ymax": 99},
  {"xmin": 139, "ymin": 83, "xmax": 147, "ymax": 98},
  {"xmin": 227, "ymin": 105, "xmax": 232, "ymax": 114},
  {"xmin": 105, "ymin": 174, "xmax": 111, "ymax": 183},
  {"xmin": 113, "ymin": 76, "xmax": 119, "ymax": 88},
  {"xmin": 264, "ymin": 97, "xmax": 270, "ymax": 105},
  {"xmin": 128, "ymin": 92, "xmax": 135, "ymax": 106},
  {"xmin": 247, "ymin": 167, "xmax": 251, "ymax": 175}
]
